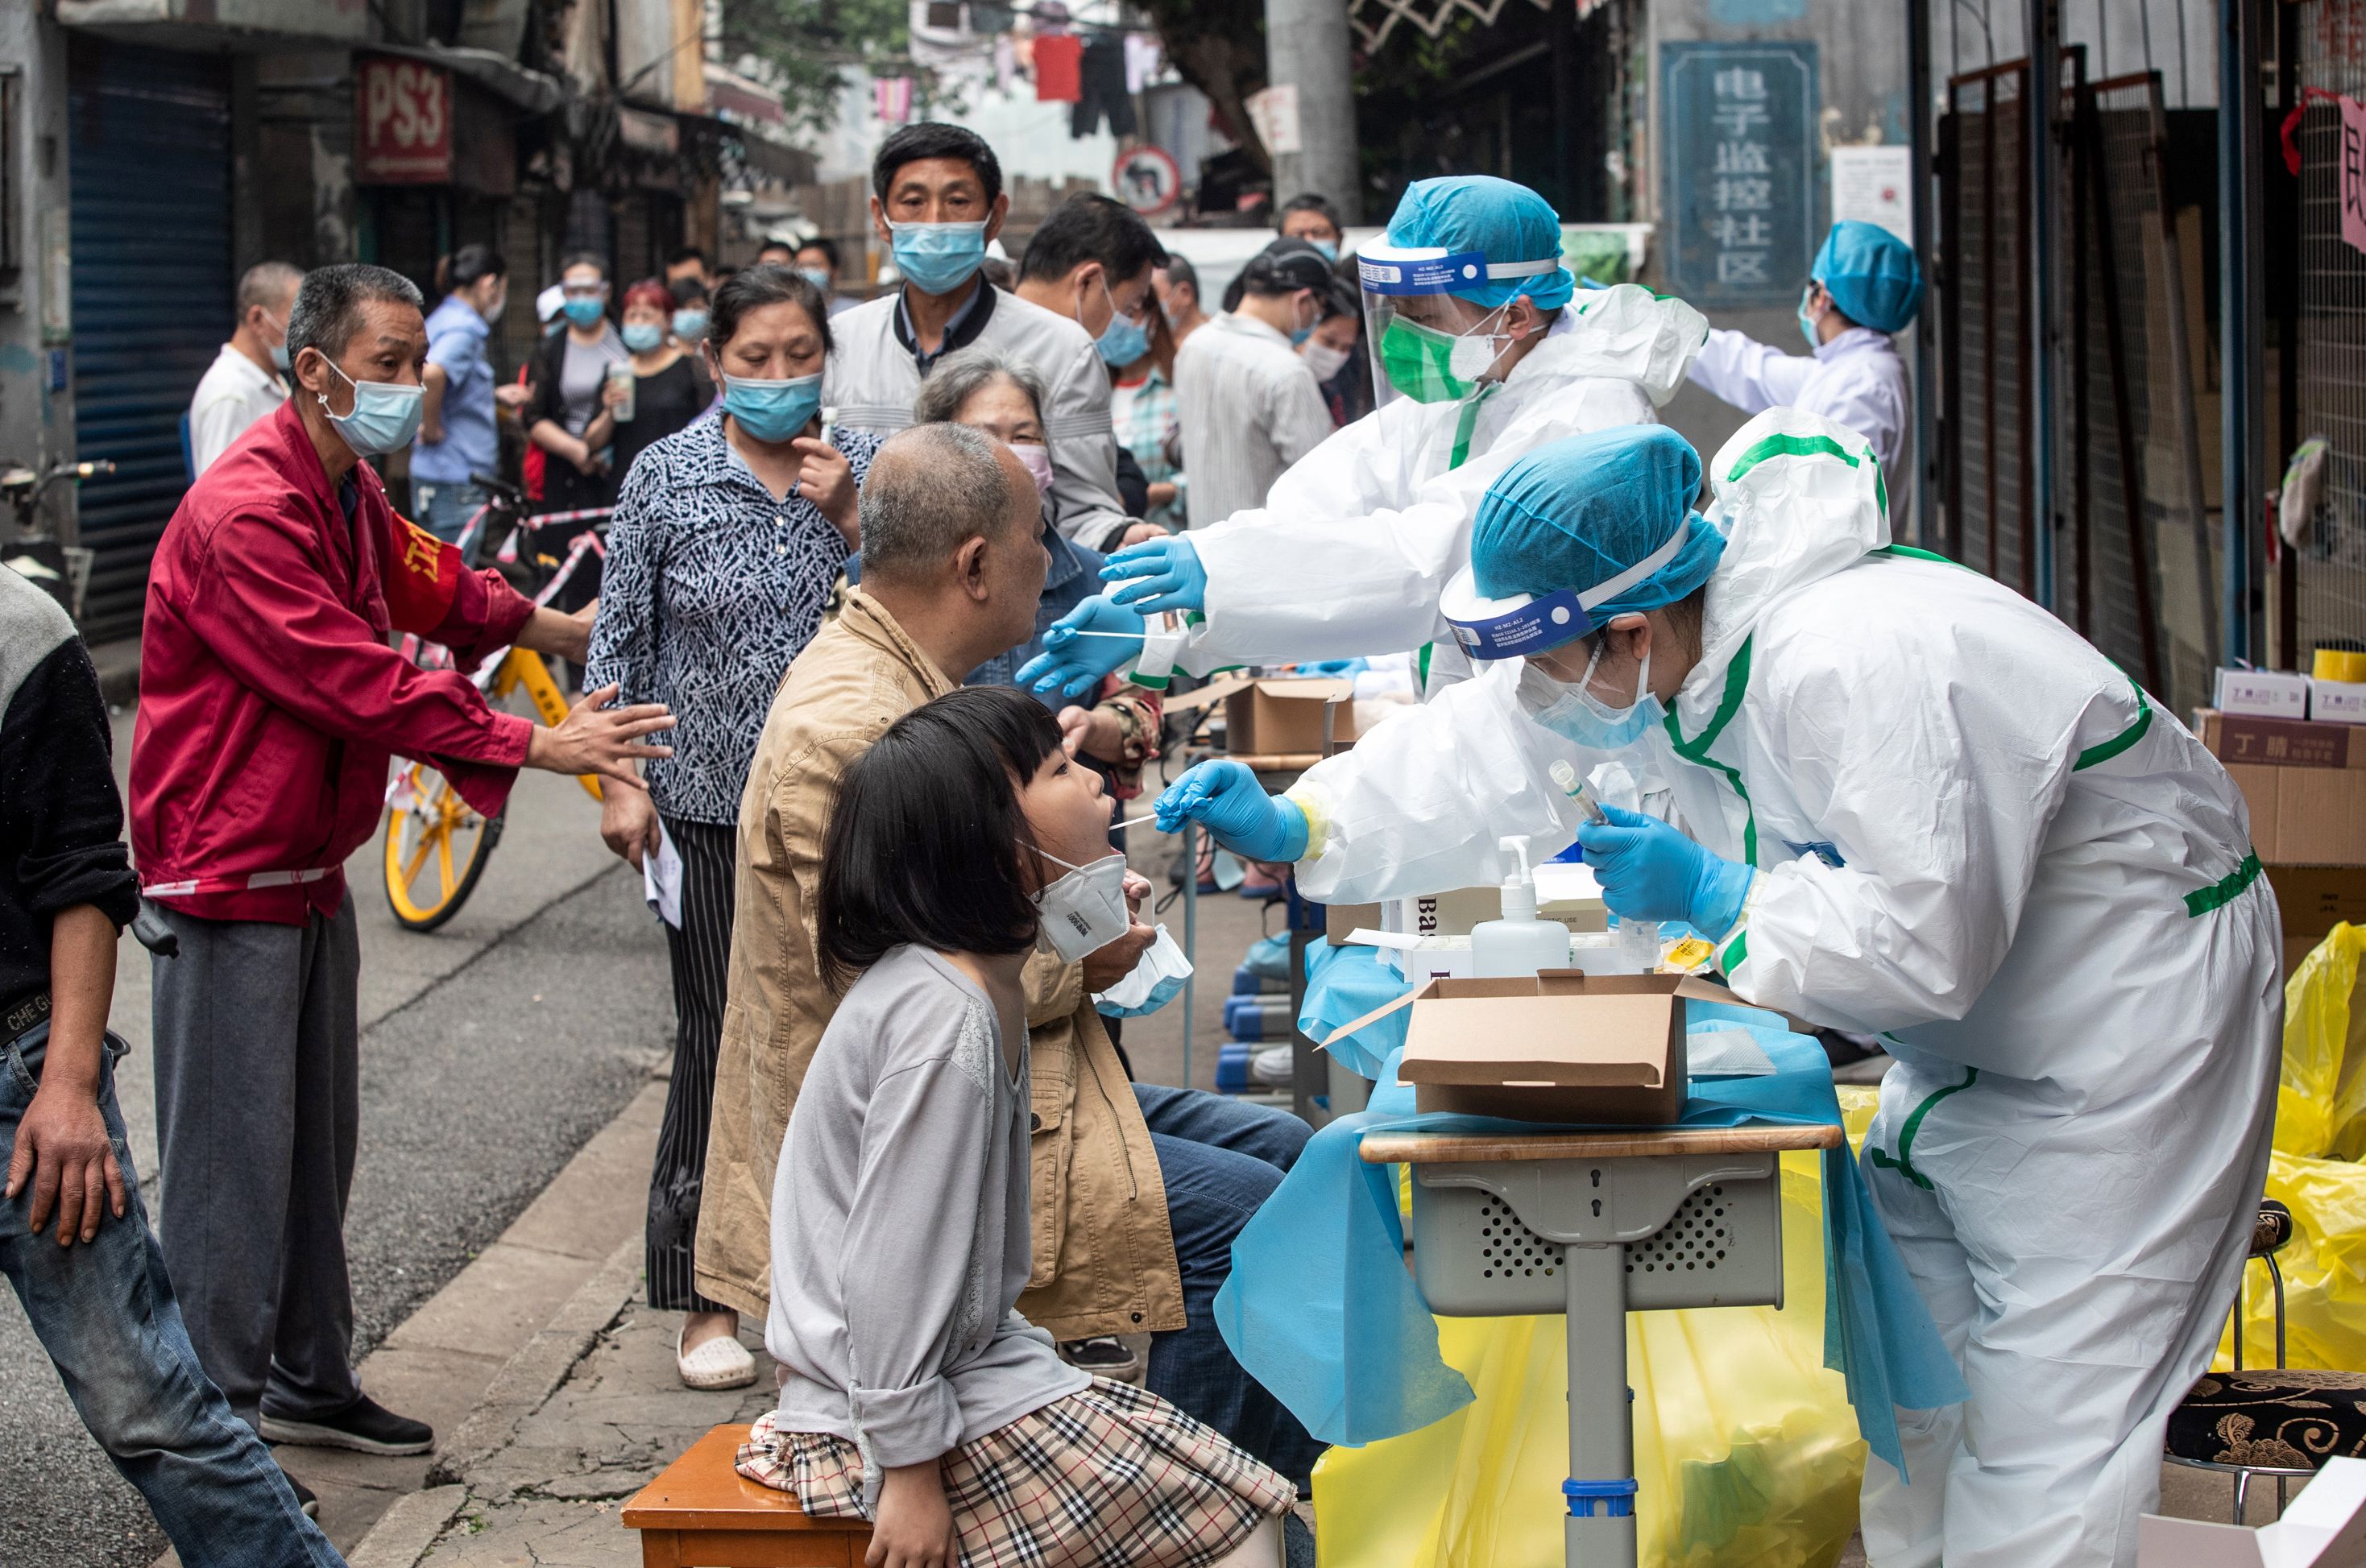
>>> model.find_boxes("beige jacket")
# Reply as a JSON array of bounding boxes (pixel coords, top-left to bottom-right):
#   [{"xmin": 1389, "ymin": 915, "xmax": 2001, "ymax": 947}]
[{"xmin": 694, "ymin": 589, "xmax": 1186, "ymax": 1340}]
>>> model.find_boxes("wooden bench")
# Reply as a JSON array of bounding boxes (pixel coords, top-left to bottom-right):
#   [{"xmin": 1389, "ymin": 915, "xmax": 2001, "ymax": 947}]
[{"xmin": 621, "ymin": 1424, "xmax": 873, "ymax": 1567}]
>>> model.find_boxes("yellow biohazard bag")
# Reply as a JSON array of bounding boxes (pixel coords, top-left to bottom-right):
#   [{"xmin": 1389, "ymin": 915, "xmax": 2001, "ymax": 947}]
[
  {"xmin": 2218, "ymin": 924, "xmax": 2366, "ymax": 1370},
  {"xmin": 1313, "ymin": 1152, "xmax": 1866, "ymax": 1568}
]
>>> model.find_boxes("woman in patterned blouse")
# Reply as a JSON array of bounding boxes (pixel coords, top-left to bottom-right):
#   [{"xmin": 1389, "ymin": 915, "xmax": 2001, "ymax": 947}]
[{"xmin": 585, "ymin": 265, "xmax": 878, "ymax": 1392}]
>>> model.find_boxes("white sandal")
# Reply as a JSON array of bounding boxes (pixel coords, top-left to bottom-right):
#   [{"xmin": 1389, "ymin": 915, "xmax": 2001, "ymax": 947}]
[{"xmin": 677, "ymin": 1324, "xmax": 757, "ymax": 1391}]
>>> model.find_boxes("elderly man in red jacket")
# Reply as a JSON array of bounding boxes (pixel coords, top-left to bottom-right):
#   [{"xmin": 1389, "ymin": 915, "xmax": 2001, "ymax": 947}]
[{"xmin": 130, "ymin": 263, "xmax": 671, "ymax": 1482}]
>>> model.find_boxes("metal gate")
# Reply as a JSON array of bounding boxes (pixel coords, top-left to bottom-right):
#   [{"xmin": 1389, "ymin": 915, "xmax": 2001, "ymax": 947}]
[
  {"xmin": 2284, "ymin": 0, "xmax": 2366, "ymax": 668},
  {"xmin": 67, "ymin": 38, "xmax": 232, "ymax": 643},
  {"xmin": 1937, "ymin": 52, "xmax": 2213, "ymax": 710}
]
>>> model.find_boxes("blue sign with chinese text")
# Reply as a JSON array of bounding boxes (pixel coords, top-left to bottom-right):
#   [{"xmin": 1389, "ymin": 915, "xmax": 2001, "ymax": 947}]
[{"xmin": 1662, "ymin": 42, "xmax": 1821, "ymax": 306}]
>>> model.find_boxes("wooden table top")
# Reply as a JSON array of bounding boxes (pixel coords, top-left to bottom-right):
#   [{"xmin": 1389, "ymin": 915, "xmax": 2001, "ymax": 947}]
[{"xmin": 1358, "ymin": 1123, "xmax": 1844, "ymax": 1165}]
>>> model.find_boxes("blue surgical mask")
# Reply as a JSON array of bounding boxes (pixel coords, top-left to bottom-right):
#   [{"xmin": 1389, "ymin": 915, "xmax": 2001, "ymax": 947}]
[
  {"xmin": 891, "ymin": 220, "xmax": 988, "ymax": 296},
  {"xmin": 1532, "ymin": 639, "xmax": 1663, "ymax": 753},
  {"xmin": 1799, "ymin": 284, "xmax": 1824, "ymax": 351},
  {"xmin": 317, "ymin": 360, "xmax": 425, "ymax": 457},
  {"xmin": 271, "ymin": 343, "xmax": 292, "ymax": 371},
  {"xmin": 562, "ymin": 295, "xmax": 606, "ymax": 329},
  {"xmin": 1094, "ymin": 925, "xmax": 1194, "ymax": 1017},
  {"xmin": 798, "ymin": 266, "xmax": 833, "ymax": 292},
  {"xmin": 1311, "ymin": 238, "xmax": 1340, "ymax": 262},
  {"xmin": 1096, "ymin": 282, "xmax": 1151, "ymax": 367},
  {"xmin": 721, "ymin": 371, "xmax": 822, "ymax": 444},
  {"xmin": 622, "ymin": 322, "xmax": 664, "ymax": 352},
  {"xmin": 672, "ymin": 308, "xmax": 708, "ymax": 343}
]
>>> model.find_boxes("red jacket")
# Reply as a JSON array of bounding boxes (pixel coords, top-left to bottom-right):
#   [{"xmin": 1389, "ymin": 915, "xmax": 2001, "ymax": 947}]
[{"xmin": 131, "ymin": 399, "xmax": 537, "ymax": 925}]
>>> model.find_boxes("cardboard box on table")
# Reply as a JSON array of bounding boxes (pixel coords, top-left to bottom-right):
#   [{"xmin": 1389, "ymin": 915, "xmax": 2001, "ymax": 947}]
[
  {"xmin": 2196, "ymin": 710, "xmax": 2366, "ymax": 971},
  {"xmin": 1324, "ymin": 971, "xmax": 1757, "ymax": 1127}
]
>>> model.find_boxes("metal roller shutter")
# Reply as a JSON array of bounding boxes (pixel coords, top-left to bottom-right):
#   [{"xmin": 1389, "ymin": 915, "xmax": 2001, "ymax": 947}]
[{"xmin": 68, "ymin": 39, "xmax": 231, "ymax": 643}]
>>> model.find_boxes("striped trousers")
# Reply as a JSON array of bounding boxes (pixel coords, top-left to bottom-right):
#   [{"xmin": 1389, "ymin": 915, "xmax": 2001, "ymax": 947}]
[{"xmin": 648, "ymin": 816, "xmax": 737, "ymax": 1314}]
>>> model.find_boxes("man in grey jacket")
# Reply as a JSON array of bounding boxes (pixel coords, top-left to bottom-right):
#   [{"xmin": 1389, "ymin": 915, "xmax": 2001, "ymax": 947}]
[{"xmin": 826, "ymin": 123, "xmax": 1159, "ymax": 552}]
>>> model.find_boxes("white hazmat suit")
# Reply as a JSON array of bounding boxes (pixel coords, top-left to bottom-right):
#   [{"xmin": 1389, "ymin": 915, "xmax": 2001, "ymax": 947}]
[
  {"xmin": 1286, "ymin": 408, "xmax": 2281, "ymax": 1568},
  {"xmin": 1150, "ymin": 284, "xmax": 1707, "ymax": 680},
  {"xmin": 1687, "ymin": 323, "xmax": 1912, "ymax": 478}
]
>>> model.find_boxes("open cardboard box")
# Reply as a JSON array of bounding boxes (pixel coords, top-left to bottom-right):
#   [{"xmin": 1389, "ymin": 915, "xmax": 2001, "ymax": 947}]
[
  {"xmin": 2139, "ymin": 1455, "xmax": 2366, "ymax": 1566},
  {"xmin": 1324, "ymin": 970, "xmax": 1749, "ymax": 1125}
]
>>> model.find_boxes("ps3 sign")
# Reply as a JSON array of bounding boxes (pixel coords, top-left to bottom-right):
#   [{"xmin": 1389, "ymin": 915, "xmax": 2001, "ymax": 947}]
[{"xmin": 357, "ymin": 56, "xmax": 452, "ymax": 184}]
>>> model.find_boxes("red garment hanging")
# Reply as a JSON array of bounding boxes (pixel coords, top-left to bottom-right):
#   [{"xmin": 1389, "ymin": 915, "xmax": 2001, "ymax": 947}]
[{"xmin": 1034, "ymin": 34, "xmax": 1083, "ymax": 103}]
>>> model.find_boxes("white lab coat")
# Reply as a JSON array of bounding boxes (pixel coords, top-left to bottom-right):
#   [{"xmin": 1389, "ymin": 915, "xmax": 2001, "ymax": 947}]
[
  {"xmin": 1154, "ymin": 285, "xmax": 1709, "ymax": 675},
  {"xmin": 1687, "ymin": 325, "xmax": 1911, "ymax": 488},
  {"xmin": 1287, "ymin": 407, "xmax": 2280, "ymax": 1568}
]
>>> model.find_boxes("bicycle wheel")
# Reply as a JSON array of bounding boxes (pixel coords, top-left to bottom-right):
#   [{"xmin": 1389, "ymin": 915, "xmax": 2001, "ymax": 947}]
[{"xmin": 383, "ymin": 762, "xmax": 504, "ymax": 931}]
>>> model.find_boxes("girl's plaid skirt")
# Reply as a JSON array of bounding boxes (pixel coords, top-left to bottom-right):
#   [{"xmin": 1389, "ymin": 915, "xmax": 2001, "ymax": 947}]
[{"xmin": 735, "ymin": 1376, "xmax": 1294, "ymax": 1568}]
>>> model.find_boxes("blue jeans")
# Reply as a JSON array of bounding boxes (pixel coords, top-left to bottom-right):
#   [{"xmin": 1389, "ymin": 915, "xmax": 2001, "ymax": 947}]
[
  {"xmin": 1133, "ymin": 1082, "xmax": 1324, "ymax": 1488},
  {"xmin": 1, "ymin": 1021, "xmax": 341, "ymax": 1568},
  {"xmin": 412, "ymin": 478, "xmax": 486, "ymax": 548}
]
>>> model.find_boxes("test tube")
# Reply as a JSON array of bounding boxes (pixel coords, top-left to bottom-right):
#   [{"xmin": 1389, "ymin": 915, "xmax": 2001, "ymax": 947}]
[{"xmin": 1548, "ymin": 759, "xmax": 1610, "ymax": 826}]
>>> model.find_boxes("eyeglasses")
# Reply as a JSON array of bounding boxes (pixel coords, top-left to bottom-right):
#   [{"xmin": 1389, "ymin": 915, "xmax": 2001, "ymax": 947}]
[{"xmin": 561, "ymin": 282, "xmax": 608, "ymax": 300}]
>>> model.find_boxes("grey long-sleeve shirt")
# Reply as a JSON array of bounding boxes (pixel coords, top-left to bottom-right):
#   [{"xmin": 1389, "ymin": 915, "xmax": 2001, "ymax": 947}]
[{"xmin": 764, "ymin": 944, "xmax": 1089, "ymax": 1475}]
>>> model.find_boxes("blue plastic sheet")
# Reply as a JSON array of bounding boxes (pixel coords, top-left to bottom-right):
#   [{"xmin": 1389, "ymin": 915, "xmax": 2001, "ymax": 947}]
[
  {"xmin": 1216, "ymin": 1002, "xmax": 1966, "ymax": 1479},
  {"xmin": 1297, "ymin": 940, "xmax": 1411, "ymax": 1081}
]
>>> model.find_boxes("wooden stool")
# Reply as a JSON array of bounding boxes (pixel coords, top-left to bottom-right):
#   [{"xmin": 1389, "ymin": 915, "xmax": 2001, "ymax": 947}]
[{"xmin": 621, "ymin": 1424, "xmax": 873, "ymax": 1566}]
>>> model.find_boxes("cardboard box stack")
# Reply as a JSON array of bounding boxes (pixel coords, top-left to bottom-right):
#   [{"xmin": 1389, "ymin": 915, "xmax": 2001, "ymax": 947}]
[{"xmin": 2197, "ymin": 701, "xmax": 2366, "ymax": 973}]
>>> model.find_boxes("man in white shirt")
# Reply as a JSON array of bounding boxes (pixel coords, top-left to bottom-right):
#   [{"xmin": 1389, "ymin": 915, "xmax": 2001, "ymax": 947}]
[
  {"xmin": 188, "ymin": 262, "xmax": 304, "ymax": 476},
  {"xmin": 826, "ymin": 123, "xmax": 1155, "ymax": 552},
  {"xmin": 1174, "ymin": 240, "xmax": 1339, "ymax": 530}
]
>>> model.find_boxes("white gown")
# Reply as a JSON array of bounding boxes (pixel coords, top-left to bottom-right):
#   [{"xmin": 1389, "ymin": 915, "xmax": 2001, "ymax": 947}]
[
  {"xmin": 1284, "ymin": 407, "xmax": 2281, "ymax": 1568},
  {"xmin": 1688, "ymin": 323, "xmax": 1912, "ymax": 486},
  {"xmin": 1153, "ymin": 284, "xmax": 1709, "ymax": 678}
]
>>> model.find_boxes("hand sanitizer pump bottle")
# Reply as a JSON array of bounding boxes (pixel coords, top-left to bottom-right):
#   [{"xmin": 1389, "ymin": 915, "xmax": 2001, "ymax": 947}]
[{"xmin": 1470, "ymin": 837, "xmax": 1572, "ymax": 978}]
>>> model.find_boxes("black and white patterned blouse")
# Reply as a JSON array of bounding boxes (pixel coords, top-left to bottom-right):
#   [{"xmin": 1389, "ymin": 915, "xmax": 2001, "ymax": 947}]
[{"xmin": 586, "ymin": 412, "xmax": 880, "ymax": 825}]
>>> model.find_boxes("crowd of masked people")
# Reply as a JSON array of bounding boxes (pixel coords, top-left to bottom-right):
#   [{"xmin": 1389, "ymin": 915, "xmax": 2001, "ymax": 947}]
[{"xmin": 6, "ymin": 118, "xmax": 1390, "ymax": 1568}]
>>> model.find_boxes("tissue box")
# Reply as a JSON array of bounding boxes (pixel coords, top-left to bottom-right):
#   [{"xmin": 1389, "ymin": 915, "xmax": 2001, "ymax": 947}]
[
  {"xmin": 2218, "ymin": 667, "xmax": 2312, "ymax": 720},
  {"xmin": 2318, "ymin": 679, "xmax": 2366, "ymax": 724}
]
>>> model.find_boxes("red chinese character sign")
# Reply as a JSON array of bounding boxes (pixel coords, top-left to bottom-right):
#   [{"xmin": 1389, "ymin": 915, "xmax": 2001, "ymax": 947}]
[
  {"xmin": 356, "ymin": 56, "xmax": 452, "ymax": 184},
  {"xmin": 1661, "ymin": 42, "xmax": 1818, "ymax": 305},
  {"xmin": 1114, "ymin": 147, "xmax": 1181, "ymax": 216},
  {"xmin": 2343, "ymin": 93, "xmax": 2366, "ymax": 257}
]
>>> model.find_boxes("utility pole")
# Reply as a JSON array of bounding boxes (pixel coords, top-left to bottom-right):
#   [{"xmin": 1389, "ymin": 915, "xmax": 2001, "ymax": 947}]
[{"xmin": 1263, "ymin": 0, "xmax": 1361, "ymax": 223}]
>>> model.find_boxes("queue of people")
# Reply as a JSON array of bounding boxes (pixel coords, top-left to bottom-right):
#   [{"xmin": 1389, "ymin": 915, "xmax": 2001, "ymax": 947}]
[{"xmin": 31, "ymin": 97, "xmax": 2204, "ymax": 1568}]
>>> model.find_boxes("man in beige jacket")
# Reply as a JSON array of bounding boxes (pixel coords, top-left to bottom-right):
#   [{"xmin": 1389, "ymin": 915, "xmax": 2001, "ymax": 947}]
[{"xmin": 698, "ymin": 424, "xmax": 1320, "ymax": 1487}]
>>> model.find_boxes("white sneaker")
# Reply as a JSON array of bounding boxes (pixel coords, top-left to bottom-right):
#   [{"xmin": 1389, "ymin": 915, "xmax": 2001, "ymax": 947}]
[{"xmin": 677, "ymin": 1325, "xmax": 757, "ymax": 1391}]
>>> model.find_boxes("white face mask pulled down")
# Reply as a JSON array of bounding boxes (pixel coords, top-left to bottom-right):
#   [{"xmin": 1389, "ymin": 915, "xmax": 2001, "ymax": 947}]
[{"xmin": 1033, "ymin": 846, "xmax": 1133, "ymax": 962}]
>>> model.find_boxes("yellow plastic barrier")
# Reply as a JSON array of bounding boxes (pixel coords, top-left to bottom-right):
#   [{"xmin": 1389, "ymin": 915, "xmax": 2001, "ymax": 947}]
[
  {"xmin": 2217, "ymin": 922, "xmax": 2366, "ymax": 1371},
  {"xmin": 1314, "ymin": 1152, "xmax": 1867, "ymax": 1568}
]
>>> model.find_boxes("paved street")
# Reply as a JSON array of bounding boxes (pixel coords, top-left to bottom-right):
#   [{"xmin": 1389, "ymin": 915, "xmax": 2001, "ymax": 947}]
[{"xmin": 0, "ymin": 708, "xmax": 670, "ymax": 1568}]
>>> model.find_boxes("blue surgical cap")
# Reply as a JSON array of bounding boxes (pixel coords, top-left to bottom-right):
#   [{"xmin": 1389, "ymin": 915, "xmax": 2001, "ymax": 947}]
[
  {"xmin": 1812, "ymin": 220, "xmax": 1923, "ymax": 333},
  {"xmin": 1385, "ymin": 176, "xmax": 1576, "ymax": 311},
  {"xmin": 1472, "ymin": 426, "xmax": 1726, "ymax": 614}
]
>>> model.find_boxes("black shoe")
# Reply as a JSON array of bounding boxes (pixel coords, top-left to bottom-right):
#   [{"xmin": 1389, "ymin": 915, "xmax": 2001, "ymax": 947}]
[
  {"xmin": 283, "ymin": 1471, "xmax": 320, "ymax": 1520},
  {"xmin": 261, "ymin": 1393, "xmax": 433, "ymax": 1457},
  {"xmin": 1058, "ymin": 1336, "xmax": 1142, "ymax": 1381}
]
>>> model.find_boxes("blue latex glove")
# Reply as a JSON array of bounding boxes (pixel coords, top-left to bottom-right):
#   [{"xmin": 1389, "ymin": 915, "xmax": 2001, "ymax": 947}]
[
  {"xmin": 1014, "ymin": 596, "xmax": 1145, "ymax": 699},
  {"xmin": 1576, "ymin": 804, "xmax": 1754, "ymax": 937},
  {"xmin": 1154, "ymin": 760, "xmax": 1310, "ymax": 863},
  {"xmin": 1101, "ymin": 535, "xmax": 1208, "ymax": 613},
  {"xmin": 1292, "ymin": 658, "xmax": 1368, "ymax": 677}
]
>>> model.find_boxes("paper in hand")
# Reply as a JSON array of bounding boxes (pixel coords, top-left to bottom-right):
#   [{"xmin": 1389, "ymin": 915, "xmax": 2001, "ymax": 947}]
[{"xmin": 643, "ymin": 821, "xmax": 684, "ymax": 929}]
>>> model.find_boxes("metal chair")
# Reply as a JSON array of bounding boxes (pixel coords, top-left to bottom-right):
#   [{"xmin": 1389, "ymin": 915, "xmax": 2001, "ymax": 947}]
[{"xmin": 2163, "ymin": 1200, "xmax": 2347, "ymax": 1522}]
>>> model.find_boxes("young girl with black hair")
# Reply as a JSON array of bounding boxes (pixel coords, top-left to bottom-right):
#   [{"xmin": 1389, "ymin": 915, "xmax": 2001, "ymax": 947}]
[{"xmin": 735, "ymin": 685, "xmax": 1291, "ymax": 1568}]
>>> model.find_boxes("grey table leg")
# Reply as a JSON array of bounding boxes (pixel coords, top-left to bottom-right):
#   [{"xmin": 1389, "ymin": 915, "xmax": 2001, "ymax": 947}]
[{"xmin": 1564, "ymin": 1242, "xmax": 1639, "ymax": 1568}]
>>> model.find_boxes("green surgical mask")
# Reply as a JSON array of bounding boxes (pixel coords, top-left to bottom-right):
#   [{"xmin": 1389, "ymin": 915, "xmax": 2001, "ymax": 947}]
[{"xmin": 1378, "ymin": 310, "xmax": 1510, "ymax": 404}]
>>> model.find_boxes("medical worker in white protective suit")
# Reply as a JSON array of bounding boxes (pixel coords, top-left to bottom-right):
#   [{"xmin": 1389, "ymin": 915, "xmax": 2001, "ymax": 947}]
[
  {"xmin": 1688, "ymin": 219, "xmax": 1917, "ymax": 478},
  {"xmin": 1013, "ymin": 174, "xmax": 1707, "ymax": 699},
  {"xmin": 1154, "ymin": 411, "xmax": 2282, "ymax": 1568}
]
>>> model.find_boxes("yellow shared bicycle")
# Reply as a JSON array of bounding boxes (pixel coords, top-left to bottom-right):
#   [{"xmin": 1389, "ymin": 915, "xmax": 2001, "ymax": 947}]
[{"xmin": 383, "ymin": 487, "xmax": 610, "ymax": 931}]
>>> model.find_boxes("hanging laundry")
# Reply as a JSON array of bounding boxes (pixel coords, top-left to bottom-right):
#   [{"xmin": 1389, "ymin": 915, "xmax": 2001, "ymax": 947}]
[
  {"xmin": 1124, "ymin": 33, "xmax": 1162, "ymax": 94},
  {"xmin": 1034, "ymin": 34, "xmax": 1084, "ymax": 103},
  {"xmin": 873, "ymin": 76, "xmax": 915, "ymax": 123},
  {"xmin": 1072, "ymin": 36, "xmax": 1136, "ymax": 138}
]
